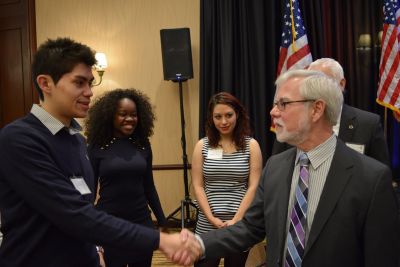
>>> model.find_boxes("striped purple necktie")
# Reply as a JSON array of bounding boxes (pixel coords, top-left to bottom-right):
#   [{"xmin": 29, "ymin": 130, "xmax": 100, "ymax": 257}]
[{"xmin": 285, "ymin": 153, "xmax": 310, "ymax": 267}]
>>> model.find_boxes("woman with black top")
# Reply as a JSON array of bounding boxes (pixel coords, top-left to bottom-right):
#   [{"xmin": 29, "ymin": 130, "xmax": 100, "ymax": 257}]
[{"xmin": 85, "ymin": 88, "xmax": 167, "ymax": 267}]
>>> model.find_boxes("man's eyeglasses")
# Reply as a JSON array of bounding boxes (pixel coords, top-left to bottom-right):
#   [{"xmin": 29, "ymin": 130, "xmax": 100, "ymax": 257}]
[{"xmin": 273, "ymin": 99, "xmax": 316, "ymax": 111}]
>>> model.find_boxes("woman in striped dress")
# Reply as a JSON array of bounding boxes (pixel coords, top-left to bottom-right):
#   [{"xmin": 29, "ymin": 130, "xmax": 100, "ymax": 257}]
[{"xmin": 192, "ymin": 92, "xmax": 262, "ymax": 267}]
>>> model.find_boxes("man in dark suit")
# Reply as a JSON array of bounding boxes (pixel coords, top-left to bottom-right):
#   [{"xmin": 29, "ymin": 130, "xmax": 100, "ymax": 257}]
[
  {"xmin": 272, "ymin": 58, "xmax": 390, "ymax": 168},
  {"xmin": 174, "ymin": 69, "xmax": 398, "ymax": 267}
]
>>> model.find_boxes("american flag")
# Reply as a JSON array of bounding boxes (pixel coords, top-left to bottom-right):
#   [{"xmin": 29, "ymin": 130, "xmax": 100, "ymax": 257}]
[
  {"xmin": 276, "ymin": 0, "xmax": 312, "ymax": 76},
  {"xmin": 272, "ymin": 0, "xmax": 312, "ymax": 132},
  {"xmin": 377, "ymin": 0, "xmax": 400, "ymax": 113}
]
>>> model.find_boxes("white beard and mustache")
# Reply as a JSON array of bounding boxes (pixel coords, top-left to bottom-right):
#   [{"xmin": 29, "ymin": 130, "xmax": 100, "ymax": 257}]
[{"xmin": 274, "ymin": 111, "xmax": 311, "ymax": 146}]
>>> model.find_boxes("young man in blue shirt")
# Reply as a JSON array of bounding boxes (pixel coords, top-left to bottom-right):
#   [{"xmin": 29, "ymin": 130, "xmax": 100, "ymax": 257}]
[{"xmin": 0, "ymin": 37, "xmax": 199, "ymax": 267}]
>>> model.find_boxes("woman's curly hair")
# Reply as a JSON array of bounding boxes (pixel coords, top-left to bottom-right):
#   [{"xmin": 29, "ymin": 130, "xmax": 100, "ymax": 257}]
[
  {"xmin": 205, "ymin": 92, "xmax": 251, "ymax": 151},
  {"xmin": 85, "ymin": 88, "xmax": 155, "ymax": 147}
]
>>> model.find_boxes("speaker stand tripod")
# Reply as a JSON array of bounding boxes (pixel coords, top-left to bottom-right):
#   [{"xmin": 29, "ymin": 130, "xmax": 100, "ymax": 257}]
[{"xmin": 166, "ymin": 76, "xmax": 197, "ymax": 229}]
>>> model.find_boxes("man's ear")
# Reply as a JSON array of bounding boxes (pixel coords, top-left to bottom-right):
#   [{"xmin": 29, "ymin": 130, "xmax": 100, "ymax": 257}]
[
  {"xmin": 339, "ymin": 78, "xmax": 346, "ymax": 92},
  {"xmin": 311, "ymin": 99, "xmax": 326, "ymax": 122},
  {"xmin": 36, "ymin": 75, "xmax": 53, "ymax": 95}
]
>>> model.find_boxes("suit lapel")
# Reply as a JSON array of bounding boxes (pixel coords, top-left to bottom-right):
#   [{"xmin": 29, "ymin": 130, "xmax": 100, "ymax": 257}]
[
  {"xmin": 338, "ymin": 104, "xmax": 357, "ymax": 142},
  {"xmin": 303, "ymin": 141, "xmax": 354, "ymax": 256}
]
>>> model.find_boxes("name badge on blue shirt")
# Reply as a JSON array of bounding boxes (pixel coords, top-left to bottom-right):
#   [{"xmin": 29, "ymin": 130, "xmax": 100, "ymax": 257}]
[{"xmin": 70, "ymin": 176, "xmax": 92, "ymax": 195}]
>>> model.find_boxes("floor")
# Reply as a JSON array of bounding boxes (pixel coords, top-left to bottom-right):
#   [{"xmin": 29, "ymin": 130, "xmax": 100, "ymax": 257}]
[{"xmin": 151, "ymin": 238, "xmax": 266, "ymax": 267}]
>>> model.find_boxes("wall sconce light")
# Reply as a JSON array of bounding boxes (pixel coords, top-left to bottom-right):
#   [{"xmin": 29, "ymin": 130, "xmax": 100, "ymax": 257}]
[
  {"xmin": 93, "ymin": 52, "xmax": 108, "ymax": 86},
  {"xmin": 357, "ymin": 34, "xmax": 372, "ymax": 50}
]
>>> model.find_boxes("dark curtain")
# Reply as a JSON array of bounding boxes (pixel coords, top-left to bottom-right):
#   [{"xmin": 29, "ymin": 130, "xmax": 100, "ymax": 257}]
[
  {"xmin": 303, "ymin": 0, "xmax": 384, "ymax": 111},
  {"xmin": 200, "ymin": 0, "xmax": 284, "ymax": 158},
  {"xmin": 199, "ymin": 0, "xmax": 399, "ymax": 180}
]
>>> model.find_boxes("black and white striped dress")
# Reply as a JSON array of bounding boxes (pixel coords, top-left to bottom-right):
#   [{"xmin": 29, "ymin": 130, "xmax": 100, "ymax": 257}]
[{"xmin": 195, "ymin": 136, "xmax": 251, "ymax": 235}]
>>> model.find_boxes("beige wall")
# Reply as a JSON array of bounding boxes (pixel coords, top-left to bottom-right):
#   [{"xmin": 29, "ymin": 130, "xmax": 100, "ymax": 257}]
[{"xmin": 35, "ymin": 0, "xmax": 200, "ymax": 215}]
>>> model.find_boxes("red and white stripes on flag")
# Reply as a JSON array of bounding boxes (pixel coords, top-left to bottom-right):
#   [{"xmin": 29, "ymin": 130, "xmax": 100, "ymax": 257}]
[
  {"xmin": 377, "ymin": 0, "xmax": 400, "ymax": 113},
  {"xmin": 276, "ymin": 0, "xmax": 312, "ymax": 77}
]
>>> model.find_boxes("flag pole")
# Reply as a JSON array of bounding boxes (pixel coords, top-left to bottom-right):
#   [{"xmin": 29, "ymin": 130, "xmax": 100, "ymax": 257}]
[{"xmin": 384, "ymin": 107, "xmax": 387, "ymax": 140}]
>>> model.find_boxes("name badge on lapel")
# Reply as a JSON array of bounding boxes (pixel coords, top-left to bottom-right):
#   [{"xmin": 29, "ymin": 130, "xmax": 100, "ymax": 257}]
[
  {"xmin": 70, "ymin": 176, "xmax": 92, "ymax": 195},
  {"xmin": 345, "ymin": 142, "xmax": 365, "ymax": 154},
  {"xmin": 207, "ymin": 148, "xmax": 223, "ymax": 159}
]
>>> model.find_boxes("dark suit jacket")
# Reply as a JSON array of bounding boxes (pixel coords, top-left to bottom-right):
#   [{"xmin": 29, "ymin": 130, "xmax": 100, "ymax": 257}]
[
  {"xmin": 272, "ymin": 104, "xmax": 390, "ymax": 167},
  {"xmin": 201, "ymin": 140, "xmax": 399, "ymax": 267}
]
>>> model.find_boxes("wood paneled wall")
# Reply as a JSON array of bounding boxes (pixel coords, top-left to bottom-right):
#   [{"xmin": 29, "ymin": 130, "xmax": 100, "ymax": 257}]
[
  {"xmin": 35, "ymin": 0, "xmax": 200, "ymax": 215},
  {"xmin": 0, "ymin": 0, "xmax": 37, "ymax": 127}
]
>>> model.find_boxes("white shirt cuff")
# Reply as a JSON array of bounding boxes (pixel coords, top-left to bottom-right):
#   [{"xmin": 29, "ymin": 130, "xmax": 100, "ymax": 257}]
[{"xmin": 194, "ymin": 234, "xmax": 206, "ymax": 259}]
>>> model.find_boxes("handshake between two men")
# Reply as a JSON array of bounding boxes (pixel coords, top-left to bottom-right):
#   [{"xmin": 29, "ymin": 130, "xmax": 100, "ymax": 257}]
[{"xmin": 159, "ymin": 229, "xmax": 203, "ymax": 266}]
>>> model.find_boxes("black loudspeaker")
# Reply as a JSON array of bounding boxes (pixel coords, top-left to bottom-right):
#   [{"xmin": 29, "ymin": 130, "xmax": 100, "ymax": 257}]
[{"xmin": 160, "ymin": 28, "xmax": 193, "ymax": 81}]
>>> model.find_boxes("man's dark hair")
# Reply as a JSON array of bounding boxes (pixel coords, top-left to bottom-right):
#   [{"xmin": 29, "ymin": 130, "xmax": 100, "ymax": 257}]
[{"xmin": 31, "ymin": 37, "xmax": 96, "ymax": 100}]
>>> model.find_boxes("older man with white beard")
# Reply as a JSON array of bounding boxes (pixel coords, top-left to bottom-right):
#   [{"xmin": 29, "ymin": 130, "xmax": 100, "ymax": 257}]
[{"xmin": 173, "ymin": 69, "xmax": 398, "ymax": 267}]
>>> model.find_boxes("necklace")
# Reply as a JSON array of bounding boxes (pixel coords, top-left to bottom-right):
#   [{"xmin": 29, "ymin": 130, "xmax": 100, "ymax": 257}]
[
  {"xmin": 218, "ymin": 141, "xmax": 236, "ymax": 153},
  {"xmin": 100, "ymin": 137, "xmax": 145, "ymax": 150}
]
